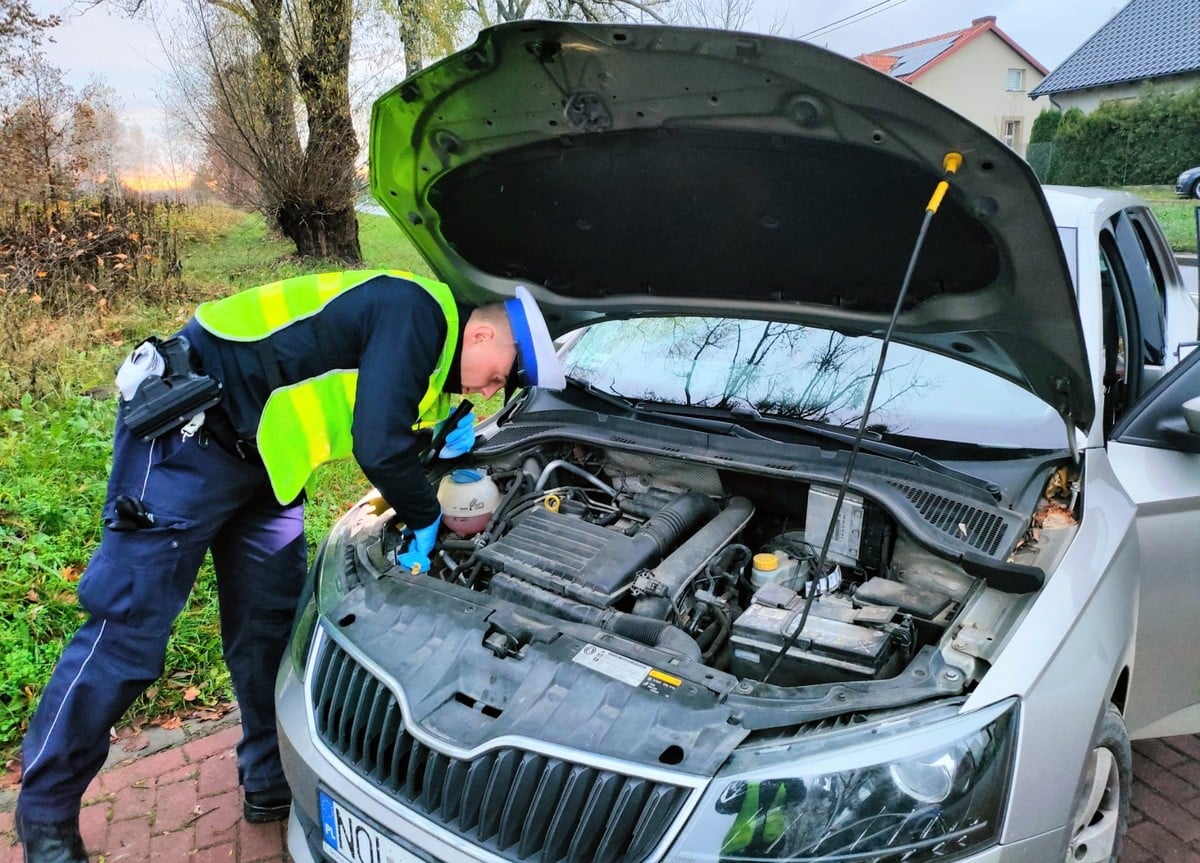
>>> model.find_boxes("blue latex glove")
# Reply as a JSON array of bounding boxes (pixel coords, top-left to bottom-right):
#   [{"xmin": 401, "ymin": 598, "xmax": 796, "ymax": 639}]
[
  {"xmin": 437, "ymin": 410, "xmax": 476, "ymax": 459},
  {"xmin": 397, "ymin": 513, "xmax": 441, "ymax": 574}
]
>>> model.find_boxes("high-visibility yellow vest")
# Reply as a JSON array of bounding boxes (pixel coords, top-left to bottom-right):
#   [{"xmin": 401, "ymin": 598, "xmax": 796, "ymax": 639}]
[{"xmin": 194, "ymin": 270, "xmax": 459, "ymax": 504}]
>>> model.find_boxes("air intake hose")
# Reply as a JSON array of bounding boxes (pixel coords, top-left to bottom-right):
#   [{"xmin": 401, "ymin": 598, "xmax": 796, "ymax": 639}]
[
  {"xmin": 635, "ymin": 492, "xmax": 718, "ymax": 557},
  {"xmin": 633, "ymin": 496, "xmax": 755, "ymax": 620}
]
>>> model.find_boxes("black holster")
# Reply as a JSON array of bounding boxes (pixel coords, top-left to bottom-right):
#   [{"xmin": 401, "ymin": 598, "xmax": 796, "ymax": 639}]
[{"xmin": 122, "ymin": 336, "xmax": 223, "ymax": 441}]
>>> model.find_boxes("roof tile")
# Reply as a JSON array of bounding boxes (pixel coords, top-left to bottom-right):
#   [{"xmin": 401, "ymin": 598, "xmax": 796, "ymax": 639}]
[{"xmin": 1031, "ymin": 0, "xmax": 1200, "ymax": 96}]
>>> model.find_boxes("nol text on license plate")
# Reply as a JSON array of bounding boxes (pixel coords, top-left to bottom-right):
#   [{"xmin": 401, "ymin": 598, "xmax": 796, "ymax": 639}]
[{"xmin": 320, "ymin": 790, "xmax": 425, "ymax": 863}]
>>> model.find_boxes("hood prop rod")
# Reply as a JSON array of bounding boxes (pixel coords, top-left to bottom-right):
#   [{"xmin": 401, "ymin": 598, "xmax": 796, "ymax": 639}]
[{"xmin": 763, "ymin": 152, "xmax": 963, "ymax": 685}]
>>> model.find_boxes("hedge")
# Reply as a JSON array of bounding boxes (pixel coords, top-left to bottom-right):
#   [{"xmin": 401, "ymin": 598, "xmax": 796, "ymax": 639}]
[{"xmin": 1032, "ymin": 85, "xmax": 1200, "ymax": 185}]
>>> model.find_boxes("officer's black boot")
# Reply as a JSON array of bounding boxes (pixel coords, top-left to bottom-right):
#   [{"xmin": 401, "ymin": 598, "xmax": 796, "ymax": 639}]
[
  {"xmin": 243, "ymin": 787, "xmax": 292, "ymax": 823},
  {"xmin": 15, "ymin": 812, "xmax": 88, "ymax": 863}
]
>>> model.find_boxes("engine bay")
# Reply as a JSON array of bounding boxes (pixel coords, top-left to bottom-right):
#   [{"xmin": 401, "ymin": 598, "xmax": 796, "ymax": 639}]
[{"xmin": 373, "ymin": 441, "xmax": 1046, "ymax": 691}]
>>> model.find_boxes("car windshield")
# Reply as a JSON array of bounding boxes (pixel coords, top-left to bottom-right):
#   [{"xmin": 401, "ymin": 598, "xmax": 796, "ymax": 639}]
[{"xmin": 561, "ymin": 317, "xmax": 1064, "ymax": 449}]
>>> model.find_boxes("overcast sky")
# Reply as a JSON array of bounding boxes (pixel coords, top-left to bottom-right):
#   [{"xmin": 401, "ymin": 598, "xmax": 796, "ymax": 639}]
[{"xmin": 25, "ymin": 0, "xmax": 1124, "ymax": 177}]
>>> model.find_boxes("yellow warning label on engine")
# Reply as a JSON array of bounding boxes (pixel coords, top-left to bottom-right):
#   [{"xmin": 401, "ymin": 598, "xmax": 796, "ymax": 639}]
[{"xmin": 648, "ymin": 669, "xmax": 682, "ymax": 687}]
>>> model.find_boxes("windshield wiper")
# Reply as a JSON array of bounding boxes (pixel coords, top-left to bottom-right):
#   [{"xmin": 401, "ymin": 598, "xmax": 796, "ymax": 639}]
[
  {"xmin": 633, "ymin": 400, "xmax": 1000, "ymax": 500},
  {"xmin": 563, "ymin": 376, "xmax": 773, "ymax": 440},
  {"xmin": 565, "ymin": 378, "xmax": 996, "ymax": 497}
]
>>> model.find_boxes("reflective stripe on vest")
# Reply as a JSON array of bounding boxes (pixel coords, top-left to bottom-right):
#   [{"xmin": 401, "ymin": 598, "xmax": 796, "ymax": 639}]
[{"xmin": 194, "ymin": 270, "xmax": 459, "ymax": 504}]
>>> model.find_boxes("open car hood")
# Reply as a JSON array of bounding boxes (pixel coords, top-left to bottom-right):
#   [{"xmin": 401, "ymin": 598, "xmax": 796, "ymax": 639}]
[{"xmin": 370, "ymin": 21, "xmax": 1094, "ymax": 430}]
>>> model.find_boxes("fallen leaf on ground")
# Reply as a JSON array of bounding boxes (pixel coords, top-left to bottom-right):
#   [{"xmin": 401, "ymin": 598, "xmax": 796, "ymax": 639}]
[
  {"xmin": 122, "ymin": 735, "xmax": 150, "ymax": 753},
  {"xmin": 0, "ymin": 759, "xmax": 23, "ymax": 791},
  {"xmin": 190, "ymin": 702, "xmax": 235, "ymax": 722}
]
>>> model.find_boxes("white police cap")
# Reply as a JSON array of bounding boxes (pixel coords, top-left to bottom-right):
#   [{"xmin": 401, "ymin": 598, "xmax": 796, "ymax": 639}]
[{"xmin": 504, "ymin": 285, "xmax": 565, "ymax": 391}]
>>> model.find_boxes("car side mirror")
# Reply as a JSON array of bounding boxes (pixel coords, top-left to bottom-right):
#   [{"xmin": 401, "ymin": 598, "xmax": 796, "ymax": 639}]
[{"xmin": 1159, "ymin": 395, "xmax": 1200, "ymax": 452}]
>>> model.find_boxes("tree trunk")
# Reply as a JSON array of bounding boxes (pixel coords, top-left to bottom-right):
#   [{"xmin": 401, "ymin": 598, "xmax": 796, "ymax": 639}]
[
  {"xmin": 290, "ymin": 0, "xmax": 363, "ymax": 263},
  {"xmin": 276, "ymin": 201, "xmax": 360, "ymax": 260},
  {"xmin": 397, "ymin": 0, "xmax": 423, "ymax": 77}
]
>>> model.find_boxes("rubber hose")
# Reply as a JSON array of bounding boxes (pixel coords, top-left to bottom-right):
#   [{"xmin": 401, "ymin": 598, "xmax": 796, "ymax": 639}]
[
  {"xmin": 633, "ymin": 496, "xmax": 755, "ymax": 619},
  {"xmin": 637, "ymin": 492, "xmax": 718, "ymax": 557}
]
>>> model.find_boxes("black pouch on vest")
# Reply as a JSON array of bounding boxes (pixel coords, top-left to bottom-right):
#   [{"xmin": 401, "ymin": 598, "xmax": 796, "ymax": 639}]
[{"xmin": 123, "ymin": 336, "xmax": 223, "ymax": 441}]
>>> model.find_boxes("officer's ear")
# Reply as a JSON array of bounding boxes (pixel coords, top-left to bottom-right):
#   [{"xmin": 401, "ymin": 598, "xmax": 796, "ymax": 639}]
[{"xmin": 463, "ymin": 311, "xmax": 499, "ymax": 347}]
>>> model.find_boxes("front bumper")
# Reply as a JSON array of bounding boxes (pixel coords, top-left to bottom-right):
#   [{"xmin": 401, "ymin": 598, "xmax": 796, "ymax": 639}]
[
  {"xmin": 277, "ymin": 626, "xmax": 706, "ymax": 863},
  {"xmin": 278, "ymin": 641, "xmax": 1073, "ymax": 863}
]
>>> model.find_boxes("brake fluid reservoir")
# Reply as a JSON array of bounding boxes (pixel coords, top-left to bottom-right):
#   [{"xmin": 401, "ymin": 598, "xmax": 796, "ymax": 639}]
[
  {"xmin": 437, "ymin": 469, "xmax": 501, "ymax": 537},
  {"xmin": 751, "ymin": 552, "xmax": 801, "ymax": 589}
]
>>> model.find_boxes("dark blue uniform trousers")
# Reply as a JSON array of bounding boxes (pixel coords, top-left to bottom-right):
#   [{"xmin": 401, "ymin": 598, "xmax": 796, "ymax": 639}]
[{"xmin": 18, "ymin": 407, "xmax": 306, "ymax": 822}]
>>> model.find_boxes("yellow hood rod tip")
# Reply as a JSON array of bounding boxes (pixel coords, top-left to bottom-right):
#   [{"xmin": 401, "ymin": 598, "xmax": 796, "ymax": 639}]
[{"xmin": 927, "ymin": 152, "xmax": 964, "ymax": 214}]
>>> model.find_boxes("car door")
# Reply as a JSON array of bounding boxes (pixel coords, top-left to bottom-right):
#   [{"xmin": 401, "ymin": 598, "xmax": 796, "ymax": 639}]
[{"xmin": 1108, "ymin": 344, "xmax": 1200, "ymax": 738}]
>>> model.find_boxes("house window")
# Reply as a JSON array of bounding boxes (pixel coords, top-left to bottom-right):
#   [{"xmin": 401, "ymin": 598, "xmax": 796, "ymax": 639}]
[
  {"xmin": 1003, "ymin": 118, "xmax": 1022, "ymax": 150},
  {"xmin": 1006, "ymin": 68, "xmax": 1025, "ymax": 91}
]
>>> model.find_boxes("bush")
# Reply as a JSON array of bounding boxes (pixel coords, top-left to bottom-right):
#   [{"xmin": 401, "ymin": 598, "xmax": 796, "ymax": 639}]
[
  {"xmin": 0, "ymin": 196, "xmax": 201, "ymax": 406},
  {"xmin": 1030, "ymin": 109, "xmax": 1062, "ymax": 144},
  {"xmin": 0, "ymin": 196, "xmax": 185, "ymax": 314},
  {"xmin": 1045, "ymin": 86, "xmax": 1200, "ymax": 186}
]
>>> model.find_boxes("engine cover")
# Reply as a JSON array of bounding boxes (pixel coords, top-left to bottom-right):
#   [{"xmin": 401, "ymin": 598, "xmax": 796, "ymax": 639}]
[{"xmin": 476, "ymin": 509, "xmax": 646, "ymax": 606}]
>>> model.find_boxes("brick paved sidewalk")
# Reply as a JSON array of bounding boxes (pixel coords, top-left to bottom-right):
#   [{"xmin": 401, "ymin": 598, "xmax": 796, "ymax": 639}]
[
  {"xmin": 2, "ymin": 724, "xmax": 1200, "ymax": 861},
  {"xmin": 1125, "ymin": 735, "xmax": 1200, "ymax": 862},
  {"xmin": 0, "ymin": 723, "xmax": 292, "ymax": 863}
]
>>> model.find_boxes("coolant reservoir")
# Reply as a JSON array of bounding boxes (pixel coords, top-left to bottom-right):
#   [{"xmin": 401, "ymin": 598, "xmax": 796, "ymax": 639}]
[{"xmin": 437, "ymin": 469, "xmax": 501, "ymax": 537}]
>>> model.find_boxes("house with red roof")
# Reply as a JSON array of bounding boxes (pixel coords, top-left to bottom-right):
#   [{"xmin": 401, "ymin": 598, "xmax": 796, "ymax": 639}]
[{"xmin": 857, "ymin": 16, "xmax": 1050, "ymax": 156}]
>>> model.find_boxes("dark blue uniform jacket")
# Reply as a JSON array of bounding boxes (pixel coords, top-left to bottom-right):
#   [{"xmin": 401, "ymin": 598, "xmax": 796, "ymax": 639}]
[{"xmin": 180, "ymin": 275, "xmax": 468, "ymax": 529}]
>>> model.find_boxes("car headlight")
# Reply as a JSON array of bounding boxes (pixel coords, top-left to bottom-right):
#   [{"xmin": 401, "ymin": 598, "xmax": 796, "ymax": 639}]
[
  {"xmin": 289, "ymin": 517, "xmax": 355, "ymax": 672},
  {"xmin": 667, "ymin": 699, "xmax": 1017, "ymax": 863}
]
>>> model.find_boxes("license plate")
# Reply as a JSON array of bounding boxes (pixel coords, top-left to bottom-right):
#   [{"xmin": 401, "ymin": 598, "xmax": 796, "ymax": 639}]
[{"xmin": 320, "ymin": 790, "xmax": 426, "ymax": 863}]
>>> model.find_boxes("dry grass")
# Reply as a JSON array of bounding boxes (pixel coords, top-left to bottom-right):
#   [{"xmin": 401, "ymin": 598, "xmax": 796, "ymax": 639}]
[{"xmin": 0, "ymin": 201, "xmax": 245, "ymax": 406}]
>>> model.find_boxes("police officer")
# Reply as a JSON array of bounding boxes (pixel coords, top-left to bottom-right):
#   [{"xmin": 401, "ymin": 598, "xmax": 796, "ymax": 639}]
[{"xmin": 15, "ymin": 269, "xmax": 564, "ymax": 863}]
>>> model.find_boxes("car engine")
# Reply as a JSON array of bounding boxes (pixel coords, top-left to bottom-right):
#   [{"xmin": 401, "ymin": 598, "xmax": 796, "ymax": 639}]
[{"xmin": 384, "ymin": 443, "xmax": 982, "ymax": 688}]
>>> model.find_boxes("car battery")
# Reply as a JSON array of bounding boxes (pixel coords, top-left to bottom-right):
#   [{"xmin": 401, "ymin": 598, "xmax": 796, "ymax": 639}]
[{"xmin": 730, "ymin": 586, "xmax": 895, "ymax": 686}]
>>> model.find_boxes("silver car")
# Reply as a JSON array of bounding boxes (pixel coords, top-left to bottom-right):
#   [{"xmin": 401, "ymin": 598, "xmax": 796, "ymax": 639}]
[{"xmin": 277, "ymin": 21, "xmax": 1200, "ymax": 863}]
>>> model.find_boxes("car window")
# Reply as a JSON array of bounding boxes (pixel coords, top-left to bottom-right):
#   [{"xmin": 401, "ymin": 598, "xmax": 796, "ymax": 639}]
[
  {"xmin": 1127, "ymin": 210, "xmax": 1168, "ymax": 310},
  {"xmin": 1113, "ymin": 338, "xmax": 1200, "ymax": 450},
  {"xmin": 1110, "ymin": 211, "xmax": 1166, "ymax": 366},
  {"xmin": 562, "ymin": 317, "xmax": 1063, "ymax": 449},
  {"xmin": 1099, "ymin": 241, "xmax": 1135, "ymax": 434}
]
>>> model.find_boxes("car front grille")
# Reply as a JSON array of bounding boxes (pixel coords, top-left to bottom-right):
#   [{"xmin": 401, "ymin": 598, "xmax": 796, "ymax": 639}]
[{"xmin": 310, "ymin": 636, "xmax": 692, "ymax": 863}]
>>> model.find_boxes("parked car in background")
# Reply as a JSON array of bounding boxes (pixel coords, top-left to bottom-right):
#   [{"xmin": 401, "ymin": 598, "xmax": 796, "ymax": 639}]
[
  {"xmin": 277, "ymin": 21, "xmax": 1200, "ymax": 863},
  {"xmin": 1175, "ymin": 165, "xmax": 1200, "ymax": 198}
]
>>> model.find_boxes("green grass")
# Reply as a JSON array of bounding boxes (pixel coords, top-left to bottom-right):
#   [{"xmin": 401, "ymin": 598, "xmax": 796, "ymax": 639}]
[
  {"xmin": 182, "ymin": 211, "xmax": 435, "ymax": 297},
  {"xmin": 1119, "ymin": 185, "xmax": 1199, "ymax": 253}
]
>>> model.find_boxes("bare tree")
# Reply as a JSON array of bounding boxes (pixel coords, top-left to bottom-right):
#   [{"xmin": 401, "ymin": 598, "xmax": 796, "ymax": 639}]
[
  {"xmin": 0, "ymin": 0, "xmax": 57, "ymax": 69},
  {"xmin": 670, "ymin": 0, "xmax": 753, "ymax": 29},
  {"xmin": 159, "ymin": 0, "xmax": 361, "ymax": 260},
  {"xmin": 466, "ymin": 0, "xmax": 674, "ymax": 25},
  {"xmin": 0, "ymin": 54, "xmax": 116, "ymax": 203},
  {"xmin": 659, "ymin": 318, "xmax": 929, "ymax": 431},
  {"xmin": 393, "ymin": 0, "xmax": 467, "ymax": 76}
]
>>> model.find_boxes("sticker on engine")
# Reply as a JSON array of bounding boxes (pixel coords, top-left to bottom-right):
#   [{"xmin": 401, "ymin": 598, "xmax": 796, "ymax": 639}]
[
  {"xmin": 573, "ymin": 644, "xmax": 682, "ymax": 696},
  {"xmin": 574, "ymin": 644, "xmax": 651, "ymax": 686},
  {"xmin": 641, "ymin": 668, "xmax": 682, "ymax": 697}
]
